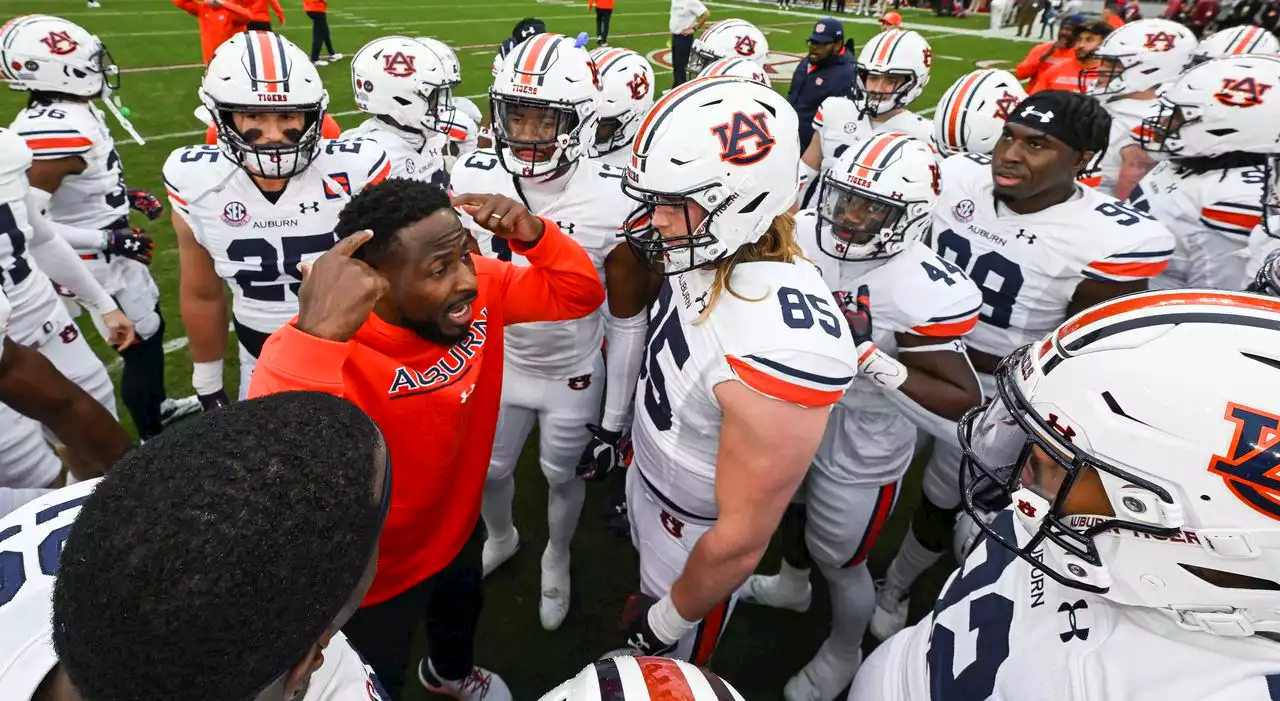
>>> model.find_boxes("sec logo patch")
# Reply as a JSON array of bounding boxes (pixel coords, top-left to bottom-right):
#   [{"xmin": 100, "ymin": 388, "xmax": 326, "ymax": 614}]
[
  {"xmin": 221, "ymin": 201, "xmax": 250, "ymax": 227},
  {"xmin": 953, "ymin": 199, "xmax": 975, "ymax": 223}
]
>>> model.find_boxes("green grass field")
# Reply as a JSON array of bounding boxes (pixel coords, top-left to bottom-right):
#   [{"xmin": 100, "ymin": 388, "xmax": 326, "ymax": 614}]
[{"xmin": 0, "ymin": 1, "xmax": 1045, "ymax": 697}]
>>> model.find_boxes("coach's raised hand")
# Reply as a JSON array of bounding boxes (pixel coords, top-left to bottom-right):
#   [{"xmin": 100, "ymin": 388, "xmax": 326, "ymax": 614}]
[
  {"xmin": 453, "ymin": 192, "xmax": 545, "ymax": 244},
  {"xmin": 296, "ymin": 230, "xmax": 389, "ymax": 343}
]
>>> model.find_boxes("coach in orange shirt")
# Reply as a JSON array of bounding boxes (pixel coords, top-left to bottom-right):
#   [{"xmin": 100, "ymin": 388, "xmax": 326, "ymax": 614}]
[
  {"xmin": 1016, "ymin": 17, "xmax": 1080, "ymax": 87},
  {"xmin": 245, "ymin": 0, "xmax": 284, "ymax": 31},
  {"xmin": 1029, "ymin": 20, "xmax": 1111, "ymax": 93},
  {"xmin": 172, "ymin": 0, "xmax": 252, "ymax": 63},
  {"xmin": 248, "ymin": 180, "xmax": 604, "ymax": 701},
  {"xmin": 588, "ymin": 0, "xmax": 615, "ymax": 46},
  {"xmin": 305, "ymin": 0, "xmax": 342, "ymax": 64}
]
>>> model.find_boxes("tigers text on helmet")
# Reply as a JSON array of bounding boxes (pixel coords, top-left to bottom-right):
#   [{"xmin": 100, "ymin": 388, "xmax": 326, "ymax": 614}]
[
  {"xmin": 200, "ymin": 31, "xmax": 329, "ymax": 180},
  {"xmin": 590, "ymin": 47, "xmax": 655, "ymax": 157},
  {"xmin": 816, "ymin": 132, "xmax": 940, "ymax": 261},
  {"xmin": 697, "ymin": 57, "xmax": 771, "ymax": 86},
  {"xmin": 0, "ymin": 14, "xmax": 144, "ymax": 144},
  {"xmin": 933, "ymin": 68, "xmax": 1026, "ymax": 156},
  {"xmin": 1084, "ymin": 19, "xmax": 1198, "ymax": 97},
  {"xmin": 352, "ymin": 36, "xmax": 456, "ymax": 136},
  {"xmin": 687, "ymin": 19, "xmax": 769, "ymax": 77},
  {"xmin": 1138, "ymin": 54, "xmax": 1280, "ymax": 158},
  {"xmin": 537, "ymin": 657, "xmax": 746, "ymax": 701},
  {"xmin": 1187, "ymin": 25, "xmax": 1280, "ymax": 68},
  {"xmin": 855, "ymin": 29, "xmax": 932, "ymax": 118},
  {"xmin": 958, "ymin": 289, "xmax": 1280, "ymax": 637},
  {"xmin": 490, "ymin": 33, "xmax": 600, "ymax": 178},
  {"xmin": 623, "ymin": 76, "xmax": 800, "ymax": 275}
]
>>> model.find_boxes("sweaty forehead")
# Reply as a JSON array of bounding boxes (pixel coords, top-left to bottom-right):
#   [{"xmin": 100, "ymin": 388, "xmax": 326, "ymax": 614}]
[{"xmin": 396, "ymin": 208, "xmax": 467, "ymax": 260}]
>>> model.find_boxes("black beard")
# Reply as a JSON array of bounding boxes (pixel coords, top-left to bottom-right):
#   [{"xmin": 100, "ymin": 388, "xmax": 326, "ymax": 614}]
[{"xmin": 405, "ymin": 319, "xmax": 467, "ymax": 346}]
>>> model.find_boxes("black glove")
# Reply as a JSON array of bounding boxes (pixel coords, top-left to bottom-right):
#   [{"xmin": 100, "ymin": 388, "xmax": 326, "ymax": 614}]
[
  {"xmin": 198, "ymin": 390, "xmax": 231, "ymax": 412},
  {"xmin": 577, "ymin": 424, "xmax": 628, "ymax": 480},
  {"xmin": 127, "ymin": 189, "xmax": 165, "ymax": 220},
  {"xmin": 105, "ymin": 228, "xmax": 154, "ymax": 265},
  {"xmin": 1247, "ymin": 252, "xmax": 1280, "ymax": 296},
  {"xmin": 605, "ymin": 463, "xmax": 630, "ymax": 539},
  {"xmin": 835, "ymin": 284, "xmax": 873, "ymax": 346},
  {"xmin": 617, "ymin": 592, "xmax": 678, "ymax": 657}
]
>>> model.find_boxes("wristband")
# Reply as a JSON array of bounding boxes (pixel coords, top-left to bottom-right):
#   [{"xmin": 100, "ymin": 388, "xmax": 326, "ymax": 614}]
[
  {"xmin": 647, "ymin": 594, "xmax": 698, "ymax": 644},
  {"xmin": 856, "ymin": 341, "xmax": 908, "ymax": 391},
  {"xmin": 192, "ymin": 360, "xmax": 225, "ymax": 396}
]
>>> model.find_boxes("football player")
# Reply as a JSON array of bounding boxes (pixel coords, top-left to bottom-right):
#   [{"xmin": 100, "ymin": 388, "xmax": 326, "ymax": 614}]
[
  {"xmin": 870, "ymin": 90, "xmax": 1175, "ymax": 641},
  {"xmin": 4, "ymin": 14, "xmax": 199, "ymax": 440},
  {"xmin": 685, "ymin": 19, "xmax": 769, "ymax": 76},
  {"xmin": 1130, "ymin": 55, "xmax": 1278, "ymax": 290},
  {"xmin": 450, "ymin": 34, "xmax": 647, "ymax": 631},
  {"xmin": 415, "ymin": 37, "xmax": 486, "ymax": 164},
  {"xmin": 169, "ymin": 31, "xmax": 390, "ymax": 408},
  {"xmin": 739, "ymin": 134, "xmax": 983, "ymax": 701},
  {"xmin": 0, "ymin": 392, "xmax": 392, "ymax": 701},
  {"xmin": 932, "ymin": 69, "xmax": 1027, "ymax": 157},
  {"xmin": 492, "ymin": 17, "xmax": 547, "ymax": 77},
  {"xmin": 1083, "ymin": 19, "xmax": 1198, "ymax": 199},
  {"xmin": 1186, "ymin": 24, "xmax": 1280, "ymax": 67},
  {"xmin": 0, "ymin": 286, "xmax": 129, "ymax": 515},
  {"xmin": 591, "ymin": 47, "xmax": 655, "ymax": 169},
  {"xmin": 603, "ymin": 76, "xmax": 857, "ymax": 664},
  {"xmin": 538, "ymin": 657, "xmax": 746, "ymax": 701},
  {"xmin": 799, "ymin": 29, "xmax": 934, "ymax": 207},
  {"xmin": 347, "ymin": 36, "xmax": 457, "ymax": 187},
  {"xmin": 697, "ymin": 56, "xmax": 771, "ymax": 85},
  {"xmin": 851, "ymin": 290, "xmax": 1280, "ymax": 701}
]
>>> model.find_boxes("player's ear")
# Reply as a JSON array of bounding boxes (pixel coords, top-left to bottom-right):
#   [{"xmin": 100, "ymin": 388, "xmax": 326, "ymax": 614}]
[{"xmin": 280, "ymin": 637, "xmax": 329, "ymax": 700}]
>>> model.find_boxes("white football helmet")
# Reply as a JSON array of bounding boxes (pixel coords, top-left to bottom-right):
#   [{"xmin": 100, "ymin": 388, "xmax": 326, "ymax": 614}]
[
  {"xmin": 1188, "ymin": 25, "xmax": 1280, "ymax": 68},
  {"xmin": 590, "ymin": 47, "xmax": 655, "ymax": 158},
  {"xmin": 959, "ymin": 289, "xmax": 1280, "ymax": 637},
  {"xmin": 538, "ymin": 657, "xmax": 746, "ymax": 701},
  {"xmin": 624, "ymin": 76, "xmax": 800, "ymax": 274},
  {"xmin": 816, "ymin": 132, "xmax": 940, "ymax": 261},
  {"xmin": 490, "ymin": 33, "xmax": 600, "ymax": 178},
  {"xmin": 933, "ymin": 68, "xmax": 1026, "ymax": 157},
  {"xmin": 415, "ymin": 36, "xmax": 463, "ymax": 83},
  {"xmin": 856, "ymin": 29, "xmax": 932, "ymax": 117},
  {"xmin": 1138, "ymin": 55, "xmax": 1280, "ymax": 157},
  {"xmin": 0, "ymin": 14, "xmax": 143, "ymax": 143},
  {"xmin": 697, "ymin": 56, "xmax": 771, "ymax": 86},
  {"xmin": 200, "ymin": 31, "xmax": 329, "ymax": 180},
  {"xmin": 1085, "ymin": 19, "xmax": 1198, "ymax": 97},
  {"xmin": 352, "ymin": 36, "xmax": 456, "ymax": 137},
  {"xmin": 687, "ymin": 19, "xmax": 769, "ymax": 76}
]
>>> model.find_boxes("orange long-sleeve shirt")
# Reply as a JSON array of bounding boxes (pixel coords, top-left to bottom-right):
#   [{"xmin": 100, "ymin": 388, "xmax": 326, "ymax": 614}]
[
  {"xmin": 172, "ymin": 0, "xmax": 252, "ymax": 63},
  {"xmin": 248, "ymin": 219, "xmax": 605, "ymax": 606},
  {"xmin": 1029, "ymin": 56, "xmax": 1093, "ymax": 94},
  {"xmin": 246, "ymin": 0, "xmax": 286, "ymax": 24},
  {"xmin": 589, "ymin": 0, "xmax": 615, "ymax": 9},
  {"xmin": 1016, "ymin": 42, "xmax": 1076, "ymax": 83},
  {"xmin": 303, "ymin": 0, "xmax": 328, "ymax": 12}
]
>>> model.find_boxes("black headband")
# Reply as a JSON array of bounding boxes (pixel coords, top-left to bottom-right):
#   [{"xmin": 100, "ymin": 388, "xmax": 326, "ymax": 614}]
[{"xmin": 1006, "ymin": 98, "xmax": 1090, "ymax": 153}]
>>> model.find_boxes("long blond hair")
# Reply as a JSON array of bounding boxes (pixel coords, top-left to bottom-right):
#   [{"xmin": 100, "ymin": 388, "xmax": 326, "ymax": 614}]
[{"xmin": 695, "ymin": 212, "xmax": 806, "ymax": 323}]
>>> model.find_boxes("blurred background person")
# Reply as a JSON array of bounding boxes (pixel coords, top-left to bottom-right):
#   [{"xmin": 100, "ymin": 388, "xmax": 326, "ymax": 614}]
[
  {"xmin": 306, "ymin": 0, "xmax": 343, "ymax": 66},
  {"xmin": 669, "ymin": 0, "xmax": 710, "ymax": 87},
  {"xmin": 246, "ymin": 0, "xmax": 284, "ymax": 31},
  {"xmin": 171, "ymin": 0, "xmax": 251, "ymax": 64},
  {"xmin": 1016, "ymin": 16, "xmax": 1079, "ymax": 88},
  {"xmin": 588, "ymin": 0, "xmax": 614, "ymax": 46}
]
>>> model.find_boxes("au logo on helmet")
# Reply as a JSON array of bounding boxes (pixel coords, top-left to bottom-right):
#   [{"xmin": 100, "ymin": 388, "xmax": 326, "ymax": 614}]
[
  {"xmin": 627, "ymin": 71, "xmax": 649, "ymax": 101},
  {"xmin": 1143, "ymin": 32, "xmax": 1179, "ymax": 51},
  {"xmin": 993, "ymin": 91, "xmax": 1020, "ymax": 120},
  {"xmin": 1215, "ymin": 76, "xmax": 1272, "ymax": 107},
  {"xmin": 1207, "ymin": 402, "xmax": 1280, "ymax": 522},
  {"xmin": 711, "ymin": 111, "xmax": 774, "ymax": 166},
  {"xmin": 382, "ymin": 51, "xmax": 416, "ymax": 77},
  {"xmin": 734, "ymin": 35, "xmax": 757, "ymax": 57},
  {"xmin": 40, "ymin": 31, "xmax": 78, "ymax": 56}
]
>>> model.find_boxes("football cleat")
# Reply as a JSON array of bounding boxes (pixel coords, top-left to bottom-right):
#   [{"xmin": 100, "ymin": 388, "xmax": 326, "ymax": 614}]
[
  {"xmin": 736, "ymin": 572, "xmax": 812, "ymax": 613},
  {"xmin": 481, "ymin": 527, "xmax": 519, "ymax": 577},
  {"xmin": 419, "ymin": 658, "xmax": 512, "ymax": 701},
  {"xmin": 868, "ymin": 581, "xmax": 909, "ymax": 640},
  {"xmin": 539, "ymin": 547, "xmax": 571, "ymax": 631}
]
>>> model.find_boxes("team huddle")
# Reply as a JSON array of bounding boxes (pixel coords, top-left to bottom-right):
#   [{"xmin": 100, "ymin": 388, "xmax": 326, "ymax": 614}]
[{"xmin": 1, "ymin": 7, "xmax": 1279, "ymax": 701}]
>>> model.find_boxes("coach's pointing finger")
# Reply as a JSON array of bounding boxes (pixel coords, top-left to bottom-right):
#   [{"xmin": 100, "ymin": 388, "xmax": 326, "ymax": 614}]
[{"xmin": 296, "ymin": 230, "xmax": 388, "ymax": 343}]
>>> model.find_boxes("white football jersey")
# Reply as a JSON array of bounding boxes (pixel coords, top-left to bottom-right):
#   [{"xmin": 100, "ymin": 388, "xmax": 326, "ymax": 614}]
[
  {"xmin": 163, "ymin": 138, "xmax": 391, "ymax": 337},
  {"xmin": 795, "ymin": 210, "xmax": 981, "ymax": 485},
  {"xmin": 0, "ymin": 481, "xmax": 390, "ymax": 701},
  {"xmin": 594, "ymin": 146, "xmax": 631, "ymax": 169},
  {"xmin": 860, "ymin": 509, "xmax": 1280, "ymax": 701},
  {"xmin": 0, "ymin": 286, "xmax": 9, "ymax": 364},
  {"xmin": 932, "ymin": 152, "xmax": 1174, "ymax": 357},
  {"xmin": 11, "ymin": 100, "xmax": 127, "ymax": 231},
  {"xmin": 344, "ymin": 119, "xmax": 446, "ymax": 187},
  {"xmin": 1128, "ymin": 160, "xmax": 1265, "ymax": 290},
  {"xmin": 1096, "ymin": 96, "xmax": 1157, "ymax": 197},
  {"xmin": 631, "ymin": 262, "xmax": 858, "ymax": 520},
  {"xmin": 813, "ymin": 96, "xmax": 933, "ymax": 165},
  {"xmin": 448, "ymin": 150, "xmax": 630, "ymax": 379},
  {"xmin": 0, "ymin": 128, "xmax": 61, "ymax": 347}
]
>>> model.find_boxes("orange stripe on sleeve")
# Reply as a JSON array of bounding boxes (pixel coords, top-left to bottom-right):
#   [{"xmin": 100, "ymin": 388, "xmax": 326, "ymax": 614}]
[
  {"xmin": 1203, "ymin": 207, "xmax": 1263, "ymax": 231},
  {"xmin": 26, "ymin": 136, "xmax": 92, "ymax": 151},
  {"xmin": 725, "ymin": 355, "xmax": 844, "ymax": 408},
  {"xmin": 166, "ymin": 189, "xmax": 188, "ymax": 206},
  {"xmin": 911, "ymin": 314, "xmax": 979, "ymax": 337},
  {"xmin": 1086, "ymin": 259, "xmax": 1169, "ymax": 278},
  {"xmin": 691, "ymin": 601, "xmax": 728, "ymax": 667},
  {"xmin": 368, "ymin": 160, "xmax": 391, "ymax": 186}
]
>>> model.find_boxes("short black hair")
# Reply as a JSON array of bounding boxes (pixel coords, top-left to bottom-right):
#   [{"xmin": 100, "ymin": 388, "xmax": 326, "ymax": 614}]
[
  {"xmin": 334, "ymin": 177, "xmax": 453, "ymax": 264},
  {"xmin": 52, "ymin": 391, "xmax": 385, "ymax": 701},
  {"xmin": 1078, "ymin": 19, "xmax": 1113, "ymax": 37}
]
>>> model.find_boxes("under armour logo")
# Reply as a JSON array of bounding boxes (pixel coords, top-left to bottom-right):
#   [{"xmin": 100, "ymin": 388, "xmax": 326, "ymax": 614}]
[
  {"xmin": 556, "ymin": 220, "xmax": 576, "ymax": 235},
  {"xmin": 1016, "ymin": 229, "xmax": 1036, "ymax": 244},
  {"xmin": 1020, "ymin": 106, "xmax": 1054, "ymax": 123},
  {"xmin": 1058, "ymin": 600, "xmax": 1090, "ymax": 642},
  {"xmin": 1046, "ymin": 413, "xmax": 1076, "ymax": 441},
  {"xmin": 459, "ymin": 383, "xmax": 475, "ymax": 404},
  {"xmin": 627, "ymin": 632, "xmax": 656, "ymax": 652},
  {"xmin": 299, "ymin": 202, "xmax": 320, "ymax": 214}
]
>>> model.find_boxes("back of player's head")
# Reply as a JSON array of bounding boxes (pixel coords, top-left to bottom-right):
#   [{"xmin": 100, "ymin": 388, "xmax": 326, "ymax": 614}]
[
  {"xmin": 335, "ymin": 177, "xmax": 453, "ymax": 264},
  {"xmin": 52, "ymin": 391, "xmax": 387, "ymax": 701}
]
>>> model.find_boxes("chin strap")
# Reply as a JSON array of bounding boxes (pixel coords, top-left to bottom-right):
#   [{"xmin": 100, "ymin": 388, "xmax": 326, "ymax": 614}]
[
  {"xmin": 101, "ymin": 90, "xmax": 146, "ymax": 145},
  {"xmin": 1164, "ymin": 606, "xmax": 1280, "ymax": 638}
]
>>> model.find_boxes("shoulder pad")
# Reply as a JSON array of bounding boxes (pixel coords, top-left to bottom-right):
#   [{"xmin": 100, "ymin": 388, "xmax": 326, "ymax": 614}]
[{"xmin": 13, "ymin": 107, "xmax": 92, "ymax": 160}]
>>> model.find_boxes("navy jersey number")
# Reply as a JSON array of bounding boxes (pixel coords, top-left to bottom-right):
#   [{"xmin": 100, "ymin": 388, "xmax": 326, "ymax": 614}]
[
  {"xmin": 1094, "ymin": 201, "xmax": 1155, "ymax": 227},
  {"xmin": 640, "ymin": 281, "xmax": 690, "ymax": 431},
  {"xmin": 179, "ymin": 146, "xmax": 221, "ymax": 164},
  {"xmin": 462, "ymin": 153, "xmax": 500, "ymax": 171},
  {"xmin": 0, "ymin": 493, "xmax": 89, "ymax": 609},
  {"xmin": 935, "ymin": 229, "xmax": 1023, "ymax": 329},
  {"xmin": 777, "ymin": 287, "xmax": 842, "ymax": 338},
  {"xmin": 926, "ymin": 512, "xmax": 1018, "ymax": 700},
  {"xmin": 105, "ymin": 148, "xmax": 127, "ymax": 210},
  {"xmin": 0, "ymin": 203, "xmax": 33, "ymax": 287},
  {"xmin": 228, "ymin": 233, "xmax": 337, "ymax": 301}
]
